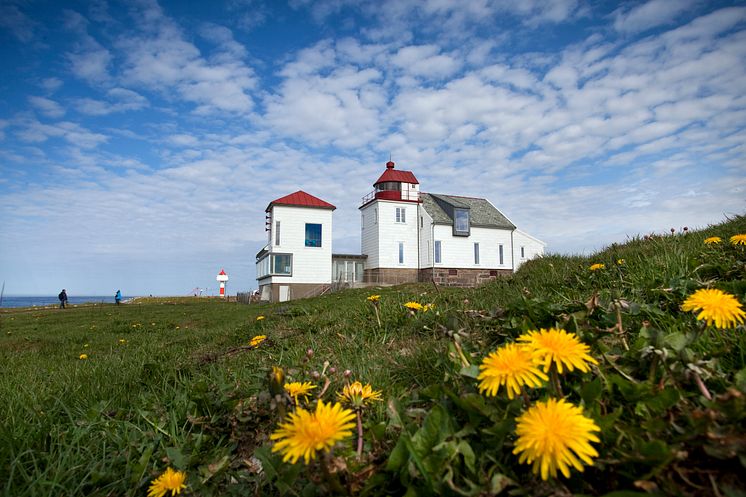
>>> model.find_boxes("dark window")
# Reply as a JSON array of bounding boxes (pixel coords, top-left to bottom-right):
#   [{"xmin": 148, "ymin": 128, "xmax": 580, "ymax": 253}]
[
  {"xmin": 396, "ymin": 207, "xmax": 406, "ymax": 223},
  {"xmin": 272, "ymin": 254, "xmax": 292, "ymax": 275},
  {"xmin": 499, "ymin": 244, "xmax": 504, "ymax": 265},
  {"xmin": 474, "ymin": 243, "xmax": 480, "ymax": 264},
  {"xmin": 275, "ymin": 221, "xmax": 280, "ymax": 245},
  {"xmin": 434, "ymin": 240, "xmax": 441, "ymax": 264},
  {"xmin": 521, "ymin": 246, "xmax": 525, "ymax": 258},
  {"xmin": 454, "ymin": 208, "xmax": 470, "ymax": 236},
  {"xmin": 305, "ymin": 223, "xmax": 322, "ymax": 247},
  {"xmin": 398, "ymin": 242, "xmax": 404, "ymax": 264}
]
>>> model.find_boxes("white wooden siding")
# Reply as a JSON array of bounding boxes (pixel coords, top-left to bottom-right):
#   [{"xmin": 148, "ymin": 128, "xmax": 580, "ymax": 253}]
[
  {"xmin": 432, "ymin": 225, "xmax": 514, "ymax": 269},
  {"xmin": 360, "ymin": 203, "xmax": 379, "ymax": 269},
  {"xmin": 513, "ymin": 229, "xmax": 545, "ymax": 270},
  {"xmin": 418, "ymin": 205, "xmax": 434, "ymax": 268},
  {"xmin": 265, "ymin": 205, "xmax": 333, "ymax": 284},
  {"xmin": 375, "ymin": 201, "xmax": 419, "ymax": 268}
]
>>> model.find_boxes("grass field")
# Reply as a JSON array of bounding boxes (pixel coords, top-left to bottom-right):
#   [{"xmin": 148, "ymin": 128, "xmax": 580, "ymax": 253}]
[{"xmin": 2, "ymin": 216, "xmax": 745, "ymax": 496}]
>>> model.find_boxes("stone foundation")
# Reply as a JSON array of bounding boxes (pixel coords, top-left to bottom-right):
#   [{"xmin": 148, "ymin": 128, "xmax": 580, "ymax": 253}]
[
  {"xmin": 419, "ymin": 267, "xmax": 512, "ymax": 287},
  {"xmin": 363, "ymin": 268, "xmax": 419, "ymax": 285},
  {"xmin": 260, "ymin": 283, "xmax": 330, "ymax": 302}
]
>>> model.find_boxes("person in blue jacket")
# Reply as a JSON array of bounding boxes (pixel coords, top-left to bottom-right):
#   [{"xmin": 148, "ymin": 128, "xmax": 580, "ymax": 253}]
[{"xmin": 115, "ymin": 289, "xmax": 122, "ymax": 305}]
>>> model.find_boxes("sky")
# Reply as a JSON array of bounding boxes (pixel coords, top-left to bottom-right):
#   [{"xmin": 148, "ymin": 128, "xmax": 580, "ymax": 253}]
[{"xmin": 0, "ymin": 0, "xmax": 745, "ymax": 296}]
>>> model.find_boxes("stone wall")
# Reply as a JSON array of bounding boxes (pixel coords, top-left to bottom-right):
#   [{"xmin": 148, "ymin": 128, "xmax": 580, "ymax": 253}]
[
  {"xmin": 363, "ymin": 268, "xmax": 419, "ymax": 285},
  {"xmin": 419, "ymin": 267, "xmax": 512, "ymax": 287}
]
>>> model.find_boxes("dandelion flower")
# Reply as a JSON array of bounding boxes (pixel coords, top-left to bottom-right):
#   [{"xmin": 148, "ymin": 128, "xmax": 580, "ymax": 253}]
[
  {"xmin": 249, "ymin": 335, "xmax": 267, "ymax": 348},
  {"xmin": 404, "ymin": 301, "xmax": 423, "ymax": 311},
  {"xmin": 367, "ymin": 295, "xmax": 380, "ymax": 303},
  {"xmin": 284, "ymin": 381, "xmax": 316, "ymax": 404},
  {"xmin": 79, "ymin": 354, "xmax": 88, "ymax": 360},
  {"xmin": 477, "ymin": 343, "xmax": 548, "ymax": 399},
  {"xmin": 147, "ymin": 467, "xmax": 187, "ymax": 497},
  {"xmin": 422, "ymin": 303, "xmax": 436, "ymax": 312},
  {"xmin": 256, "ymin": 315, "xmax": 265, "ymax": 321},
  {"xmin": 270, "ymin": 400, "xmax": 356, "ymax": 464},
  {"xmin": 704, "ymin": 236, "xmax": 722, "ymax": 245},
  {"xmin": 730, "ymin": 234, "xmax": 746, "ymax": 246},
  {"xmin": 118, "ymin": 339, "xmax": 127, "ymax": 344},
  {"xmin": 517, "ymin": 328, "xmax": 598, "ymax": 374},
  {"xmin": 589, "ymin": 263, "xmax": 605, "ymax": 271},
  {"xmin": 616, "ymin": 259, "xmax": 625, "ymax": 265},
  {"xmin": 337, "ymin": 381, "xmax": 383, "ymax": 408},
  {"xmin": 513, "ymin": 398, "xmax": 600, "ymax": 480},
  {"xmin": 682, "ymin": 288, "xmax": 745, "ymax": 329}
]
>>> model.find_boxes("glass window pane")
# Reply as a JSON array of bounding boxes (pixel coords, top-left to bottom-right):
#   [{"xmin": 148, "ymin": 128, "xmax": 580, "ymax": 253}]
[
  {"xmin": 305, "ymin": 223, "xmax": 322, "ymax": 247},
  {"xmin": 454, "ymin": 209, "xmax": 469, "ymax": 233},
  {"xmin": 435, "ymin": 240, "xmax": 441, "ymax": 263},
  {"xmin": 398, "ymin": 242, "xmax": 404, "ymax": 264}
]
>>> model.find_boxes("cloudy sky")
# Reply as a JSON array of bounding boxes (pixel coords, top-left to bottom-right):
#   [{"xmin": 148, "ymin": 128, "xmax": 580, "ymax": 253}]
[{"xmin": 1, "ymin": 0, "xmax": 745, "ymax": 296}]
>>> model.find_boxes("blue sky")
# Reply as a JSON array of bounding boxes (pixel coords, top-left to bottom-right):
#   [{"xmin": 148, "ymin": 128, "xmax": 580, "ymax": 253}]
[{"xmin": 1, "ymin": 0, "xmax": 745, "ymax": 296}]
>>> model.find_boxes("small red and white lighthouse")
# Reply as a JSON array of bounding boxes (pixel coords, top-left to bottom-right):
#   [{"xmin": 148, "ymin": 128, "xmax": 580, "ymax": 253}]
[{"xmin": 216, "ymin": 269, "xmax": 229, "ymax": 298}]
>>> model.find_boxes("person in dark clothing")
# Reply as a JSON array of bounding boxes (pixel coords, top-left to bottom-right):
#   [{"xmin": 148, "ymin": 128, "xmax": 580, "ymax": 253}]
[
  {"xmin": 58, "ymin": 289, "xmax": 68, "ymax": 309},
  {"xmin": 115, "ymin": 290, "xmax": 122, "ymax": 305}
]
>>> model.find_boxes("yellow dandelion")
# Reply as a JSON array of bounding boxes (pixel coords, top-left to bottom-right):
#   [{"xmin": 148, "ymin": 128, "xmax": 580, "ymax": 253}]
[
  {"xmin": 616, "ymin": 259, "xmax": 625, "ymax": 265},
  {"xmin": 256, "ymin": 315, "xmax": 265, "ymax": 321},
  {"xmin": 404, "ymin": 301, "xmax": 423, "ymax": 311},
  {"xmin": 337, "ymin": 381, "xmax": 383, "ymax": 408},
  {"xmin": 730, "ymin": 234, "xmax": 746, "ymax": 246},
  {"xmin": 118, "ymin": 339, "xmax": 127, "ymax": 344},
  {"xmin": 249, "ymin": 335, "xmax": 267, "ymax": 348},
  {"xmin": 269, "ymin": 366, "xmax": 285, "ymax": 396},
  {"xmin": 589, "ymin": 263, "xmax": 605, "ymax": 271},
  {"xmin": 79, "ymin": 354, "xmax": 88, "ymax": 360},
  {"xmin": 517, "ymin": 328, "xmax": 598, "ymax": 374},
  {"xmin": 422, "ymin": 303, "xmax": 436, "ymax": 312},
  {"xmin": 270, "ymin": 400, "xmax": 356, "ymax": 464},
  {"xmin": 147, "ymin": 467, "xmax": 187, "ymax": 497},
  {"xmin": 477, "ymin": 343, "xmax": 548, "ymax": 399},
  {"xmin": 681, "ymin": 288, "xmax": 745, "ymax": 329},
  {"xmin": 83, "ymin": 343, "xmax": 89, "ymax": 348},
  {"xmin": 513, "ymin": 398, "xmax": 600, "ymax": 480},
  {"xmin": 704, "ymin": 236, "xmax": 722, "ymax": 245},
  {"xmin": 284, "ymin": 381, "xmax": 317, "ymax": 404},
  {"xmin": 366, "ymin": 295, "xmax": 381, "ymax": 302}
]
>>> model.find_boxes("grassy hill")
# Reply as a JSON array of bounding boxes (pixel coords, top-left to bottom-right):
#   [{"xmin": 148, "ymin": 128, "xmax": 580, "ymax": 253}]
[{"xmin": 1, "ymin": 215, "xmax": 745, "ymax": 496}]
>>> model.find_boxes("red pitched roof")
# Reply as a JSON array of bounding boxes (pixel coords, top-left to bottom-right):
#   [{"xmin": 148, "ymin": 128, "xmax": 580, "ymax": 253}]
[
  {"xmin": 266, "ymin": 190, "xmax": 336, "ymax": 212},
  {"xmin": 373, "ymin": 161, "xmax": 419, "ymax": 185}
]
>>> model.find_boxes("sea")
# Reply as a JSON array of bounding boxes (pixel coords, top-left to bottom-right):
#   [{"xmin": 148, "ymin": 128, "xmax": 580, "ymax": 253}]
[{"xmin": 0, "ymin": 296, "xmax": 136, "ymax": 308}]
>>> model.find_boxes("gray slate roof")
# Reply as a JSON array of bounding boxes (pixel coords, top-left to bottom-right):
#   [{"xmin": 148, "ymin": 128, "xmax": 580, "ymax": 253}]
[{"xmin": 421, "ymin": 193, "xmax": 516, "ymax": 229}]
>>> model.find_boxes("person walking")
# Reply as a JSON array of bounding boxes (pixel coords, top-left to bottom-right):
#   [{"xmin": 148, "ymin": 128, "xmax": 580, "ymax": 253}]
[
  {"xmin": 58, "ymin": 289, "xmax": 68, "ymax": 309},
  {"xmin": 115, "ymin": 289, "xmax": 122, "ymax": 305}
]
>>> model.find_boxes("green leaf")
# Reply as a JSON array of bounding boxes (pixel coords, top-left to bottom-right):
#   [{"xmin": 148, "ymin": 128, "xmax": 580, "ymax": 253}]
[
  {"xmin": 386, "ymin": 436, "xmax": 409, "ymax": 472},
  {"xmin": 639, "ymin": 440, "xmax": 671, "ymax": 463},
  {"xmin": 734, "ymin": 367, "xmax": 746, "ymax": 393},
  {"xmin": 645, "ymin": 387, "xmax": 680, "ymax": 414},
  {"xmin": 165, "ymin": 447, "xmax": 187, "ymax": 468},
  {"xmin": 456, "ymin": 440, "xmax": 476, "ymax": 473},
  {"xmin": 459, "ymin": 364, "xmax": 480, "ymax": 379},
  {"xmin": 663, "ymin": 332, "xmax": 690, "ymax": 352},
  {"xmin": 581, "ymin": 377, "xmax": 603, "ymax": 405}
]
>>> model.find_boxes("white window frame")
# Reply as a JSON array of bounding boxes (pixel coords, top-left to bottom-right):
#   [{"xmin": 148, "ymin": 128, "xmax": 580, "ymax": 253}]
[
  {"xmin": 398, "ymin": 242, "xmax": 404, "ymax": 264},
  {"xmin": 521, "ymin": 246, "xmax": 525, "ymax": 258},
  {"xmin": 499, "ymin": 244, "xmax": 504, "ymax": 265},
  {"xmin": 474, "ymin": 242, "xmax": 480, "ymax": 265},
  {"xmin": 275, "ymin": 221, "xmax": 281, "ymax": 246},
  {"xmin": 434, "ymin": 240, "xmax": 441, "ymax": 264},
  {"xmin": 396, "ymin": 207, "xmax": 406, "ymax": 223}
]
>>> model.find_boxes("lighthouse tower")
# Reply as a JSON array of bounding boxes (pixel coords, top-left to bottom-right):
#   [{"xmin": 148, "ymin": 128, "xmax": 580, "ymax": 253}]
[
  {"xmin": 359, "ymin": 161, "xmax": 421, "ymax": 284},
  {"xmin": 216, "ymin": 269, "xmax": 229, "ymax": 298}
]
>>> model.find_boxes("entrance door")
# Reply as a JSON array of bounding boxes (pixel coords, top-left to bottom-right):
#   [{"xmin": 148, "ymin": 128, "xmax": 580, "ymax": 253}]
[{"xmin": 279, "ymin": 285, "xmax": 290, "ymax": 302}]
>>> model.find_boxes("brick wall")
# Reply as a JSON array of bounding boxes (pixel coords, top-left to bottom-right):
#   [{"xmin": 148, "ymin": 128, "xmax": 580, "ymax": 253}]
[{"xmin": 363, "ymin": 268, "xmax": 419, "ymax": 285}]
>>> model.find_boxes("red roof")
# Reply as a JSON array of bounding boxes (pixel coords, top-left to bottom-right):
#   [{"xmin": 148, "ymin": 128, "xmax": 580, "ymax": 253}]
[
  {"xmin": 373, "ymin": 161, "xmax": 419, "ymax": 186},
  {"xmin": 266, "ymin": 190, "xmax": 336, "ymax": 212},
  {"xmin": 218, "ymin": 269, "xmax": 226, "ymax": 275}
]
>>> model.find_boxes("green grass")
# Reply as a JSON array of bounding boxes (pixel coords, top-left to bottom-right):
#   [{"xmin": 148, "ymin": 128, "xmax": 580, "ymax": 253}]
[{"xmin": 1, "ymin": 217, "xmax": 746, "ymax": 496}]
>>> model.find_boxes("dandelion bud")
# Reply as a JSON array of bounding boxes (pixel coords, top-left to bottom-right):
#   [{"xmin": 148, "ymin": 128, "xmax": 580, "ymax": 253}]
[
  {"xmin": 671, "ymin": 228, "xmax": 675, "ymax": 234},
  {"xmin": 344, "ymin": 369, "xmax": 352, "ymax": 378},
  {"xmin": 306, "ymin": 348, "xmax": 314, "ymax": 358},
  {"xmin": 329, "ymin": 367, "xmax": 337, "ymax": 374},
  {"xmin": 683, "ymin": 226, "xmax": 689, "ymax": 232},
  {"xmin": 311, "ymin": 371, "xmax": 320, "ymax": 380}
]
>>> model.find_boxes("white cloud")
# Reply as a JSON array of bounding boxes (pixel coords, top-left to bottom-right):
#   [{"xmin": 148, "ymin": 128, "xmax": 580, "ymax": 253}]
[
  {"xmin": 14, "ymin": 117, "xmax": 108, "ymax": 149},
  {"xmin": 391, "ymin": 45, "xmax": 461, "ymax": 78},
  {"xmin": 28, "ymin": 96, "xmax": 65, "ymax": 118},
  {"xmin": 614, "ymin": 0, "xmax": 700, "ymax": 34},
  {"xmin": 74, "ymin": 88, "xmax": 149, "ymax": 116}
]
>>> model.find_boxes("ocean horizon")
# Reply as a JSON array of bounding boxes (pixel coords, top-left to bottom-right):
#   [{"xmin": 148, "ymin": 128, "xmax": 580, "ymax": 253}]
[{"xmin": 0, "ymin": 295, "xmax": 138, "ymax": 308}]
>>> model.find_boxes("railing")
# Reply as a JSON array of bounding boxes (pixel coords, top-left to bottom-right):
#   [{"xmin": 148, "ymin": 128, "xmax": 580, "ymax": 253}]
[{"xmin": 361, "ymin": 189, "xmax": 420, "ymax": 205}]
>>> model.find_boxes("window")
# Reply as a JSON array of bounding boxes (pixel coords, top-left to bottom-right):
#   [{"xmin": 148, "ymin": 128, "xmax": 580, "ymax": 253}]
[
  {"xmin": 398, "ymin": 242, "xmax": 404, "ymax": 264},
  {"xmin": 499, "ymin": 244, "xmax": 504, "ymax": 265},
  {"xmin": 521, "ymin": 246, "xmax": 525, "ymax": 258},
  {"xmin": 305, "ymin": 223, "xmax": 322, "ymax": 247},
  {"xmin": 420, "ymin": 216, "xmax": 423, "ymax": 228},
  {"xmin": 454, "ymin": 208, "xmax": 470, "ymax": 236},
  {"xmin": 275, "ymin": 221, "xmax": 280, "ymax": 246},
  {"xmin": 374, "ymin": 208, "xmax": 378, "ymax": 224},
  {"xmin": 434, "ymin": 240, "xmax": 441, "ymax": 264},
  {"xmin": 396, "ymin": 207, "xmax": 406, "ymax": 223},
  {"xmin": 272, "ymin": 254, "xmax": 292, "ymax": 275},
  {"xmin": 474, "ymin": 243, "xmax": 480, "ymax": 264}
]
